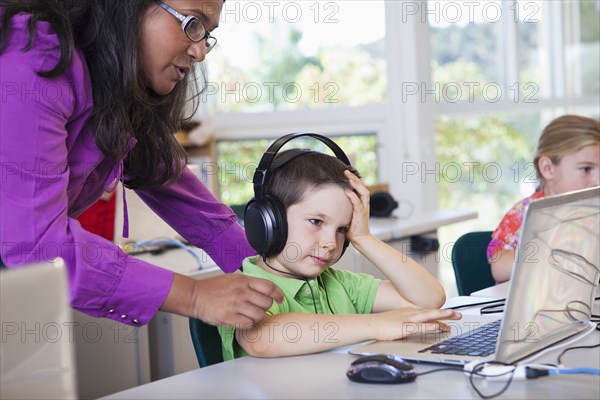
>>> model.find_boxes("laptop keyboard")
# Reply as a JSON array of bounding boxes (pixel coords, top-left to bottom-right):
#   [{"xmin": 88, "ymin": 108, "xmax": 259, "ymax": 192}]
[{"xmin": 418, "ymin": 319, "xmax": 501, "ymax": 357}]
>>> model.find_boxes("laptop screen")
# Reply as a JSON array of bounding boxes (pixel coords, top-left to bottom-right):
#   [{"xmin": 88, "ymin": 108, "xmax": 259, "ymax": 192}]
[{"xmin": 496, "ymin": 186, "xmax": 600, "ymax": 364}]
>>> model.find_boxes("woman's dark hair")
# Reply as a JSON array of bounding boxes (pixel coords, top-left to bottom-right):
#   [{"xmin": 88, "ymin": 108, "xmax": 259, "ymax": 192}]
[
  {"xmin": 0, "ymin": 0, "xmax": 206, "ymax": 188},
  {"xmin": 267, "ymin": 151, "xmax": 361, "ymax": 209}
]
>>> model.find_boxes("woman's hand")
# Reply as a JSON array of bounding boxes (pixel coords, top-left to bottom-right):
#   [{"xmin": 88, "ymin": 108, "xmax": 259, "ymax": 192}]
[
  {"xmin": 373, "ymin": 308, "xmax": 462, "ymax": 341},
  {"xmin": 192, "ymin": 274, "xmax": 285, "ymax": 328},
  {"xmin": 163, "ymin": 273, "xmax": 284, "ymax": 328},
  {"xmin": 343, "ymin": 170, "xmax": 372, "ymax": 244}
]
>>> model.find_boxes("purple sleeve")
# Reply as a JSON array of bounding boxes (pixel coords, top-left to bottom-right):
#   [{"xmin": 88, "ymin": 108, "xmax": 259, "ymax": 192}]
[
  {"xmin": 0, "ymin": 16, "xmax": 173, "ymax": 326},
  {"xmin": 134, "ymin": 167, "xmax": 255, "ymax": 273}
]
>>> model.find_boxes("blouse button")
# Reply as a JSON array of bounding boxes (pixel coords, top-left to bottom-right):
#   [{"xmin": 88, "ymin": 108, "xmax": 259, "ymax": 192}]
[
  {"xmin": 109, "ymin": 309, "xmax": 115, "ymax": 314},
  {"xmin": 133, "ymin": 319, "xmax": 139, "ymax": 324},
  {"xmin": 121, "ymin": 314, "xmax": 128, "ymax": 319}
]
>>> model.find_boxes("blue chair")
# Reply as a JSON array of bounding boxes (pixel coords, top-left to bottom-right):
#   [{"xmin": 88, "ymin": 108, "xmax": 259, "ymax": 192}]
[
  {"xmin": 189, "ymin": 318, "xmax": 224, "ymax": 368},
  {"xmin": 451, "ymin": 231, "xmax": 496, "ymax": 296}
]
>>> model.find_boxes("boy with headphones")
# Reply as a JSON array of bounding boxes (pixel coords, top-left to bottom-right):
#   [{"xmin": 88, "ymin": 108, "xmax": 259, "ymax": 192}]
[{"xmin": 218, "ymin": 134, "xmax": 461, "ymax": 360}]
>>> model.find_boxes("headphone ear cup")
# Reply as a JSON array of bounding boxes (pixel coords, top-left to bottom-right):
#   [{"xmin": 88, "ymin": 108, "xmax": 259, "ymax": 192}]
[{"xmin": 244, "ymin": 195, "xmax": 288, "ymax": 258}]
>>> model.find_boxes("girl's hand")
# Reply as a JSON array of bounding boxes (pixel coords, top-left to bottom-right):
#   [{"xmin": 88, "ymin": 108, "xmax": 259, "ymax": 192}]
[
  {"xmin": 373, "ymin": 308, "xmax": 463, "ymax": 341},
  {"xmin": 344, "ymin": 170, "xmax": 371, "ymax": 243}
]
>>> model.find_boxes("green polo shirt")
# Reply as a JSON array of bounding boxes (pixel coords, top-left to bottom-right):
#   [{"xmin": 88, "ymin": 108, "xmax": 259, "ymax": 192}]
[{"xmin": 218, "ymin": 255, "xmax": 381, "ymax": 361}]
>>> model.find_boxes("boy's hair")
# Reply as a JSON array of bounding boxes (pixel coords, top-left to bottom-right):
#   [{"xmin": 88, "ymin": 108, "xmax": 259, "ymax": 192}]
[
  {"xmin": 266, "ymin": 150, "xmax": 361, "ymax": 209},
  {"xmin": 534, "ymin": 115, "xmax": 600, "ymax": 187}
]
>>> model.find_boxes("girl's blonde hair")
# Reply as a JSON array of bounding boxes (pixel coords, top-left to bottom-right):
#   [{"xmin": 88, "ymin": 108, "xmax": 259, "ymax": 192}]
[{"xmin": 534, "ymin": 115, "xmax": 600, "ymax": 187}]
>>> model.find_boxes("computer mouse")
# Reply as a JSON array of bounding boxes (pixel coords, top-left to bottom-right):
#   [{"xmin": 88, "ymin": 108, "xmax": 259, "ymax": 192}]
[{"xmin": 346, "ymin": 354, "xmax": 417, "ymax": 384}]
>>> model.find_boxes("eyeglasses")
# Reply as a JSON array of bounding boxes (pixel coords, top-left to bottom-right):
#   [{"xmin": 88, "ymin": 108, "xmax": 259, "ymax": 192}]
[{"xmin": 154, "ymin": 0, "xmax": 217, "ymax": 53}]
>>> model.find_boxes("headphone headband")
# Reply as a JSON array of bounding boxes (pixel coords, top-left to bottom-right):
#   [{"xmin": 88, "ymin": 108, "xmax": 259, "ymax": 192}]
[
  {"xmin": 245, "ymin": 133, "xmax": 352, "ymax": 258},
  {"xmin": 252, "ymin": 133, "xmax": 351, "ymax": 199}
]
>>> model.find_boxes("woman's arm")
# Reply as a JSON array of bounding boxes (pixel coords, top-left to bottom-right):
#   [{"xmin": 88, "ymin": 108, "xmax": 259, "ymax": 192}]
[
  {"xmin": 343, "ymin": 171, "xmax": 446, "ymax": 311},
  {"xmin": 236, "ymin": 308, "xmax": 461, "ymax": 358},
  {"xmin": 134, "ymin": 166, "xmax": 255, "ymax": 273}
]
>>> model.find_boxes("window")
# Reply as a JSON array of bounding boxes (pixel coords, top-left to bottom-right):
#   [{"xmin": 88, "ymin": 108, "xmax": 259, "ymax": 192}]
[
  {"xmin": 205, "ymin": 1, "xmax": 386, "ymax": 113},
  {"xmin": 206, "ymin": 1, "xmax": 385, "ymax": 202},
  {"xmin": 216, "ymin": 134, "xmax": 377, "ymax": 205},
  {"xmin": 426, "ymin": 0, "xmax": 600, "ymax": 294}
]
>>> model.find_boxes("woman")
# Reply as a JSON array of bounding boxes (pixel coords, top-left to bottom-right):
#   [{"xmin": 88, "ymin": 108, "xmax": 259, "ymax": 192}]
[{"xmin": 0, "ymin": 0, "xmax": 283, "ymax": 327}]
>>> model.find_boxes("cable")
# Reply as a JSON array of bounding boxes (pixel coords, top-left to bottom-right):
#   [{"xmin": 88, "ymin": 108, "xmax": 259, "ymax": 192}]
[
  {"xmin": 526, "ymin": 366, "xmax": 600, "ymax": 378},
  {"xmin": 412, "ymin": 357, "xmax": 600, "ymax": 400},
  {"xmin": 549, "ymin": 368, "xmax": 600, "ymax": 376},
  {"xmin": 557, "ymin": 343, "xmax": 600, "ymax": 365},
  {"xmin": 130, "ymin": 239, "xmax": 204, "ymax": 269},
  {"xmin": 444, "ymin": 298, "xmax": 506, "ymax": 311},
  {"xmin": 479, "ymin": 302, "xmax": 505, "ymax": 314},
  {"xmin": 414, "ymin": 367, "xmax": 464, "ymax": 377},
  {"xmin": 263, "ymin": 257, "xmax": 319, "ymax": 314},
  {"xmin": 318, "ymin": 275, "xmax": 335, "ymax": 314}
]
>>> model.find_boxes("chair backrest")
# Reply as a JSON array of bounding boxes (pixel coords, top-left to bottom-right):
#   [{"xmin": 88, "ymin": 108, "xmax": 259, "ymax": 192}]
[
  {"xmin": 188, "ymin": 318, "xmax": 224, "ymax": 368},
  {"xmin": 451, "ymin": 231, "xmax": 496, "ymax": 296}
]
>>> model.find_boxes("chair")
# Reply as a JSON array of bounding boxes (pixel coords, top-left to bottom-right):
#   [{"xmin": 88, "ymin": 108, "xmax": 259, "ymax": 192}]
[
  {"xmin": 451, "ymin": 231, "xmax": 496, "ymax": 296},
  {"xmin": 189, "ymin": 318, "xmax": 224, "ymax": 368}
]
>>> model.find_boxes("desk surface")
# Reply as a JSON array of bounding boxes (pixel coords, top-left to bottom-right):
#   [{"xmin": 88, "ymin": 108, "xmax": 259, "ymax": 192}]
[
  {"xmin": 470, "ymin": 282, "xmax": 509, "ymax": 298},
  {"xmin": 104, "ymin": 290, "xmax": 600, "ymax": 400},
  {"xmin": 104, "ymin": 337, "xmax": 599, "ymax": 400}
]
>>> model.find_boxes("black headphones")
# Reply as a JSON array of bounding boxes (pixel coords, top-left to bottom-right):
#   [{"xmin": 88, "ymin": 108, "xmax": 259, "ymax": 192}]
[
  {"xmin": 369, "ymin": 191, "xmax": 399, "ymax": 218},
  {"xmin": 244, "ymin": 133, "xmax": 353, "ymax": 259}
]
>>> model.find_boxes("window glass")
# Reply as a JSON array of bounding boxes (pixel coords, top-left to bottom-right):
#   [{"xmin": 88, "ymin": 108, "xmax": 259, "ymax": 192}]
[
  {"xmin": 516, "ymin": 1, "xmax": 545, "ymax": 96},
  {"xmin": 570, "ymin": 1, "xmax": 600, "ymax": 96},
  {"xmin": 216, "ymin": 134, "xmax": 377, "ymax": 206},
  {"xmin": 435, "ymin": 112, "xmax": 541, "ymax": 294},
  {"xmin": 429, "ymin": 0, "xmax": 504, "ymax": 101},
  {"xmin": 205, "ymin": 1, "xmax": 386, "ymax": 113}
]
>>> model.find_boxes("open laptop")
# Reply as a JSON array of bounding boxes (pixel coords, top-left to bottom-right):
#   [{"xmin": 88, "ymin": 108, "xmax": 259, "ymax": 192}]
[
  {"xmin": 350, "ymin": 186, "xmax": 600, "ymax": 366},
  {"xmin": 0, "ymin": 260, "xmax": 78, "ymax": 399}
]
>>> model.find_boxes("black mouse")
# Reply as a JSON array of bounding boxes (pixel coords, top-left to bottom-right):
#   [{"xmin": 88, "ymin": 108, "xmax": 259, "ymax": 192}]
[{"xmin": 346, "ymin": 354, "xmax": 417, "ymax": 384}]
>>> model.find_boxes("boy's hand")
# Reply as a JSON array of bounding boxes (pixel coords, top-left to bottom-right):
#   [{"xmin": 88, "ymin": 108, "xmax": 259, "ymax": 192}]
[
  {"xmin": 344, "ymin": 170, "xmax": 371, "ymax": 243},
  {"xmin": 374, "ymin": 308, "xmax": 463, "ymax": 341}
]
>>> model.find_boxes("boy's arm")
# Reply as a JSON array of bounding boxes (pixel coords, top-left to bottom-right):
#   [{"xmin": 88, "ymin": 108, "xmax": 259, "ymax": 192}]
[
  {"xmin": 236, "ymin": 308, "xmax": 460, "ymax": 358},
  {"xmin": 343, "ymin": 171, "xmax": 446, "ymax": 311},
  {"xmin": 354, "ymin": 236, "xmax": 446, "ymax": 311}
]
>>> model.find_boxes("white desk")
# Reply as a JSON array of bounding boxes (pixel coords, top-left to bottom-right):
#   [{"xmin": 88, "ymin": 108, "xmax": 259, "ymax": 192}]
[
  {"xmin": 103, "ymin": 329, "xmax": 600, "ymax": 400},
  {"xmin": 105, "ymin": 279, "xmax": 600, "ymax": 400},
  {"xmin": 470, "ymin": 282, "xmax": 509, "ymax": 298}
]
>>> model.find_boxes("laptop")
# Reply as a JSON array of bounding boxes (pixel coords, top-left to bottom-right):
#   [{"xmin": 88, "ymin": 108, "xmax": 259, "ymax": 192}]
[
  {"xmin": 0, "ymin": 260, "xmax": 78, "ymax": 399},
  {"xmin": 350, "ymin": 186, "xmax": 600, "ymax": 366}
]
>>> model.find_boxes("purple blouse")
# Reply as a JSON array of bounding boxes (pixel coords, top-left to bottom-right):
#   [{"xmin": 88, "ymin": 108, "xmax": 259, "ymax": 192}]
[{"xmin": 0, "ymin": 13, "xmax": 254, "ymax": 326}]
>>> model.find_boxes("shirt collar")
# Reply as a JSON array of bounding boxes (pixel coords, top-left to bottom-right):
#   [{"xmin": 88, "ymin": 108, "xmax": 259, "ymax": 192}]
[{"xmin": 243, "ymin": 256, "xmax": 315, "ymax": 298}]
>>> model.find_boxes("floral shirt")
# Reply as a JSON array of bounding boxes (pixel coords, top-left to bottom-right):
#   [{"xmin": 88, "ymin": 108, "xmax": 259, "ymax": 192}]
[{"xmin": 487, "ymin": 191, "xmax": 544, "ymax": 260}]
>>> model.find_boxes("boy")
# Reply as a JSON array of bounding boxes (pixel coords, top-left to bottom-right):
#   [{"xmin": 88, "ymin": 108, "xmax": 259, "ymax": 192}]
[{"xmin": 218, "ymin": 147, "xmax": 461, "ymax": 360}]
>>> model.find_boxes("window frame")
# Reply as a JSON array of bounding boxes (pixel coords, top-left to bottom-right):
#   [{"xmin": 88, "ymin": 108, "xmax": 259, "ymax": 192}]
[{"xmin": 205, "ymin": 0, "xmax": 599, "ymax": 215}]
